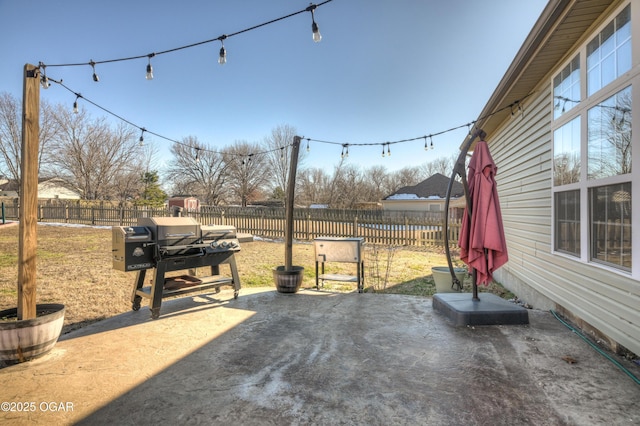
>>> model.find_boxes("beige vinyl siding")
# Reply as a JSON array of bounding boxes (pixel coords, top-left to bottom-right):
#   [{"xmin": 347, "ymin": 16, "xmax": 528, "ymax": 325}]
[{"xmin": 488, "ymin": 83, "xmax": 640, "ymax": 356}]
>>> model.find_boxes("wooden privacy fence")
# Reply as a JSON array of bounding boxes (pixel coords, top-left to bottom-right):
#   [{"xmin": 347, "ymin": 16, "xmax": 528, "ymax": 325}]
[{"xmin": 0, "ymin": 201, "xmax": 462, "ymax": 248}]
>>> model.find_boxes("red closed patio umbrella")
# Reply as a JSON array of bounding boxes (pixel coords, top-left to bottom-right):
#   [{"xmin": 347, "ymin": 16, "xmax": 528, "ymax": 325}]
[{"xmin": 459, "ymin": 138, "xmax": 508, "ymax": 288}]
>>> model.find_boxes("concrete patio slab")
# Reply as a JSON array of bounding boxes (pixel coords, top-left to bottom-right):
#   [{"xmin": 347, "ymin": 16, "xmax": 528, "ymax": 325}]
[{"xmin": 0, "ymin": 288, "xmax": 638, "ymax": 425}]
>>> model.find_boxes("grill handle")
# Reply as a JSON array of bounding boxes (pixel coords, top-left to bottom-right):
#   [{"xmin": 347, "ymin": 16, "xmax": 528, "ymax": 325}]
[
  {"xmin": 126, "ymin": 235, "xmax": 151, "ymax": 240},
  {"xmin": 165, "ymin": 232, "xmax": 196, "ymax": 237}
]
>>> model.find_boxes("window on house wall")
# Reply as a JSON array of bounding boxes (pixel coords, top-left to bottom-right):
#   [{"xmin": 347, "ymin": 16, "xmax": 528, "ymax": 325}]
[
  {"xmin": 587, "ymin": 86, "xmax": 632, "ymax": 180},
  {"xmin": 553, "ymin": 116, "xmax": 581, "ymax": 186},
  {"xmin": 590, "ymin": 182, "xmax": 631, "ymax": 270},
  {"xmin": 587, "ymin": 4, "xmax": 631, "ymax": 97},
  {"xmin": 553, "ymin": 55, "xmax": 580, "ymax": 119},
  {"xmin": 551, "ymin": 3, "xmax": 633, "ymax": 273},
  {"xmin": 555, "ymin": 190, "xmax": 580, "ymax": 256}
]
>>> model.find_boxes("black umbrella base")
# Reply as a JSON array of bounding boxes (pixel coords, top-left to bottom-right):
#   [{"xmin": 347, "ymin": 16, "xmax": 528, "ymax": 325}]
[{"xmin": 433, "ymin": 293, "xmax": 529, "ymax": 326}]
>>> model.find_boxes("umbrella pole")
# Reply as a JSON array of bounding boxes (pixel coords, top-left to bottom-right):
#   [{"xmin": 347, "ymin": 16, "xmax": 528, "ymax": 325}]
[{"xmin": 444, "ymin": 128, "xmax": 485, "ymax": 297}]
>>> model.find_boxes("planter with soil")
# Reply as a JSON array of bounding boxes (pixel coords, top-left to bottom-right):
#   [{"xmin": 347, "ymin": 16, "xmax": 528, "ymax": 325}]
[
  {"xmin": 273, "ymin": 266, "xmax": 305, "ymax": 293},
  {"xmin": 0, "ymin": 304, "xmax": 65, "ymax": 364}
]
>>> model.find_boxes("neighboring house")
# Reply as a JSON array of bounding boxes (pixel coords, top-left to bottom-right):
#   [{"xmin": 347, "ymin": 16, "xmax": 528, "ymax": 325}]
[
  {"xmin": 38, "ymin": 178, "xmax": 81, "ymax": 199},
  {"xmin": 0, "ymin": 178, "xmax": 81, "ymax": 200},
  {"xmin": 469, "ymin": 0, "xmax": 638, "ymax": 355},
  {"xmin": 381, "ymin": 173, "xmax": 464, "ymax": 213}
]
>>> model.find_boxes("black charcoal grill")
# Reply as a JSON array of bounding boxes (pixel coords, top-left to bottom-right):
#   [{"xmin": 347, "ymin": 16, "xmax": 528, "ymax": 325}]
[{"xmin": 112, "ymin": 217, "xmax": 241, "ymax": 319}]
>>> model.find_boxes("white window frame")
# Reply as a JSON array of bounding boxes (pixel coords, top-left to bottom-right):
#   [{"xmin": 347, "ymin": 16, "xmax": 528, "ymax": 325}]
[{"xmin": 551, "ymin": 1, "xmax": 639, "ymax": 279}]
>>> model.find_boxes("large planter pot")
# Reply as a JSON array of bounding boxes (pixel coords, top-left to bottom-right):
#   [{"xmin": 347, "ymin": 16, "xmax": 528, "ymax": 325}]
[
  {"xmin": 0, "ymin": 303, "xmax": 65, "ymax": 364},
  {"xmin": 273, "ymin": 266, "xmax": 305, "ymax": 293},
  {"xmin": 431, "ymin": 267, "xmax": 466, "ymax": 293}
]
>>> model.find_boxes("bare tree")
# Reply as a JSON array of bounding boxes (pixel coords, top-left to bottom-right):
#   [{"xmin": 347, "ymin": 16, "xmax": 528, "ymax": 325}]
[
  {"xmin": 165, "ymin": 136, "xmax": 229, "ymax": 205},
  {"xmin": 418, "ymin": 154, "xmax": 456, "ymax": 179},
  {"xmin": 49, "ymin": 106, "xmax": 140, "ymax": 199},
  {"xmin": 361, "ymin": 165, "xmax": 392, "ymax": 202},
  {"xmin": 222, "ymin": 140, "xmax": 269, "ymax": 206},
  {"xmin": 331, "ymin": 163, "xmax": 365, "ymax": 208},
  {"xmin": 262, "ymin": 124, "xmax": 305, "ymax": 193},
  {"xmin": 112, "ymin": 144, "xmax": 160, "ymax": 204},
  {"xmin": 0, "ymin": 92, "xmax": 58, "ymax": 190},
  {"xmin": 297, "ymin": 167, "xmax": 332, "ymax": 206}
]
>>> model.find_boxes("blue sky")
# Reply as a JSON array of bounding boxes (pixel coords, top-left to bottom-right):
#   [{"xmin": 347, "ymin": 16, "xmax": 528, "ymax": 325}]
[{"xmin": 0, "ymin": 0, "xmax": 547, "ymax": 172}]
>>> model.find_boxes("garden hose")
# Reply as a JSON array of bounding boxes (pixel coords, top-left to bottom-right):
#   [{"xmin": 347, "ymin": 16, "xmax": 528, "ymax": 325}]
[{"xmin": 550, "ymin": 310, "xmax": 640, "ymax": 386}]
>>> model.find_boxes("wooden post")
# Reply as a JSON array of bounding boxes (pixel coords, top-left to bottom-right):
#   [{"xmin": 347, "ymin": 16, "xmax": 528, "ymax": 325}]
[
  {"xmin": 284, "ymin": 136, "xmax": 301, "ymax": 270},
  {"xmin": 18, "ymin": 64, "xmax": 40, "ymax": 320}
]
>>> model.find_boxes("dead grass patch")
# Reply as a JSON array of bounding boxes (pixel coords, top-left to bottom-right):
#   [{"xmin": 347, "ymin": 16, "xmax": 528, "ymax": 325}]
[{"xmin": 0, "ymin": 223, "xmax": 513, "ymax": 334}]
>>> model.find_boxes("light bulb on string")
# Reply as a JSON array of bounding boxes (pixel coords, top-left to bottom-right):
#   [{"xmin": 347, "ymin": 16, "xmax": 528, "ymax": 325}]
[
  {"xmin": 423, "ymin": 136, "xmax": 428, "ymax": 151},
  {"xmin": 386, "ymin": 143, "xmax": 391, "ymax": 157},
  {"xmin": 218, "ymin": 35, "xmax": 227, "ymax": 65},
  {"xmin": 306, "ymin": 139, "xmax": 310, "ymax": 152},
  {"xmin": 307, "ymin": 4, "xmax": 322, "ymax": 42},
  {"xmin": 280, "ymin": 146, "xmax": 285, "ymax": 160},
  {"xmin": 341, "ymin": 144, "xmax": 349, "ymax": 158},
  {"xmin": 381, "ymin": 144, "xmax": 385, "ymax": 158},
  {"xmin": 73, "ymin": 94, "xmax": 81, "ymax": 113},
  {"xmin": 429, "ymin": 137, "xmax": 434, "ymax": 150},
  {"xmin": 139, "ymin": 128, "xmax": 145, "ymax": 146},
  {"xmin": 146, "ymin": 54, "xmax": 154, "ymax": 80},
  {"xmin": 39, "ymin": 64, "xmax": 50, "ymax": 89},
  {"xmin": 90, "ymin": 60, "xmax": 99, "ymax": 82},
  {"xmin": 195, "ymin": 148, "xmax": 200, "ymax": 163}
]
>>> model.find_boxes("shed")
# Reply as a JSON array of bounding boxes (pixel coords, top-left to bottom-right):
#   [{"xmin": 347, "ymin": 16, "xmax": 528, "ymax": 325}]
[{"xmin": 168, "ymin": 196, "xmax": 200, "ymax": 212}]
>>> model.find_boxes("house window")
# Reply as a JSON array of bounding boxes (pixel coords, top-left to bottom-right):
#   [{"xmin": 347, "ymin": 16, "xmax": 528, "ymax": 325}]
[
  {"xmin": 587, "ymin": 86, "xmax": 632, "ymax": 180},
  {"xmin": 553, "ymin": 55, "xmax": 580, "ymax": 119},
  {"xmin": 587, "ymin": 4, "xmax": 631, "ymax": 97},
  {"xmin": 551, "ymin": 2, "xmax": 634, "ymax": 273},
  {"xmin": 553, "ymin": 116, "xmax": 581, "ymax": 185},
  {"xmin": 555, "ymin": 190, "xmax": 580, "ymax": 256},
  {"xmin": 590, "ymin": 183, "xmax": 631, "ymax": 270}
]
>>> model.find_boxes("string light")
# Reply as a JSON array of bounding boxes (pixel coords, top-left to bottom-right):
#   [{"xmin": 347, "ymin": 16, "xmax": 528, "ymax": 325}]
[
  {"xmin": 195, "ymin": 147, "xmax": 200, "ymax": 163},
  {"xmin": 40, "ymin": 1, "xmax": 333, "ymax": 75},
  {"xmin": 341, "ymin": 144, "xmax": 349, "ymax": 158},
  {"xmin": 218, "ymin": 35, "xmax": 227, "ymax": 65},
  {"xmin": 90, "ymin": 60, "xmax": 99, "ymax": 82},
  {"xmin": 307, "ymin": 4, "xmax": 322, "ymax": 42},
  {"xmin": 73, "ymin": 93, "xmax": 81, "ymax": 113},
  {"xmin": 511, "ymin": 100, "xmax": 523, "ymax": 116},
  {"xmin": 146, "ymin": 54, "xmax": 154, "ymax": 80},
  {"xmin": 45, "ymin": 73, "xmax": 533, "ymax": 164},
  {"xmin": 39, "ymin": 63, "xmax": 50, "ymax": 89},
  {"xmin": 423, "ymin": 136, "xmax": 428, "ymax": 151}
]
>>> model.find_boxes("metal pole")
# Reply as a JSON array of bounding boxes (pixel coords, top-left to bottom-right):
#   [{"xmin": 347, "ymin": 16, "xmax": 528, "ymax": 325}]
[
  {"xmin": 443, "ymin": 129, "xmax": 485, "ymax": 299},
  {"xmin": 284, "ymin": 136, "xmax": 301, "ymax": 270}
]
